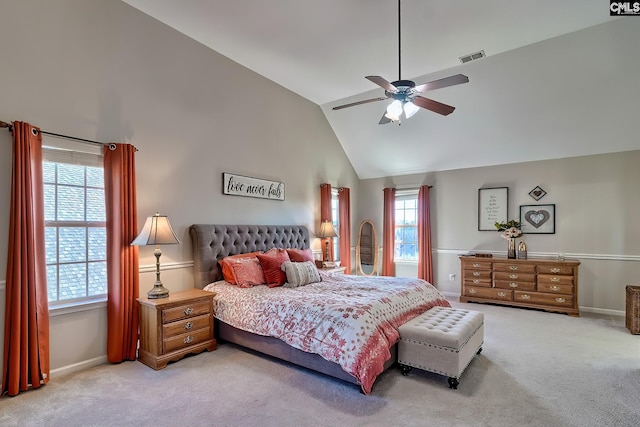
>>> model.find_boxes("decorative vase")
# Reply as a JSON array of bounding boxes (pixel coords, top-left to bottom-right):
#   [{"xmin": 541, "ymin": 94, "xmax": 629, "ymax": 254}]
[{"xmin": 507, "ymin": 238, "xmax": 516, "ymax": 259}]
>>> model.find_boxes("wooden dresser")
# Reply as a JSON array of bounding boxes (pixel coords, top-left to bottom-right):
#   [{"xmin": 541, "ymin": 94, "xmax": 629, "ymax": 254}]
[
  {"xmin": 459, "ymin": 256, "xmax": 580, "ymax": 316},
  {"xmin": 138, "ymin": 289, "xmax": 217, "ymax": 369}
]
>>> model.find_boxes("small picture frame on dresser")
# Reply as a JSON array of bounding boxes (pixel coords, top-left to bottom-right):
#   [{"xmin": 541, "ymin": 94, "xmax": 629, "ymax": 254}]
[{"xmin": 520, "ymin": 204, "xmax": 555, "ymax": 234}]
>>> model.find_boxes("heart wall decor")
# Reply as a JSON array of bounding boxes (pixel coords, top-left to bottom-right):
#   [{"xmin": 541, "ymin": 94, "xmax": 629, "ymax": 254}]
[
  {"xmin": 528, "ymin": 186, "xmax": 547, "ymax": 201},
  {"xmin": 519, "ymin": 204, "xmax": 555, "ymax": 234}
]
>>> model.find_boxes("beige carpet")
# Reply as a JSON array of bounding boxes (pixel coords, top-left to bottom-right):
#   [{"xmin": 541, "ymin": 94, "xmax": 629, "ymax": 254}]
[{"xmin": 2, "ymin": 299, "xmax": 640, "ymax": 427}]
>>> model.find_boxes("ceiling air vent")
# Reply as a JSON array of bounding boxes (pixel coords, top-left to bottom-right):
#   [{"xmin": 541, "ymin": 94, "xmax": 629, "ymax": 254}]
[{"xmin": 459, "ymin": 50, "xmax": 486, "ymax": 64}]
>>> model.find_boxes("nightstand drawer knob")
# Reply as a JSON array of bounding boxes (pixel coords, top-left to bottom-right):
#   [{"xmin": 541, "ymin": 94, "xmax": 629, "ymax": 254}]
[
  {"xmin": 509, "ymin": 274, "xmax": 518, "ymax": 279},
  {"xmin": 550, "ymin": 285, "xmax": 560, "ymax": 291},
  {"xmin": 509, "ymin": 282, "xmax": 518, "ymax": 288},
  {"xmin": 550, "ymin": 268, "xmax": 561, "ymax": 273},
  {"xmin": 183, "ymin": 336, "xmax": 194, "ymax": 344},
  {"xmin": 550, "ymin": 277, "xmax": 560, "ymax": 283},
  {"xmin": 555, "ymin": 297, "xmax": 566, "ymax": 303},
  {"xmin": 184, "ymin": 321, "xmax": 193, "ymax": 330},
  {"xmin": 473, "ymin": 272, "xmax": 481, "ymax": 276},
  {"xmin": 183, "ymin": 307, "xmax": 194, "ymax": 316},
  {"xmin": 509, "ymin": 266, "xmax": 518, "ymax": 270},
  {"xmin": 472, "ymin": 263, "xmax": 481, "ymax": 268}
]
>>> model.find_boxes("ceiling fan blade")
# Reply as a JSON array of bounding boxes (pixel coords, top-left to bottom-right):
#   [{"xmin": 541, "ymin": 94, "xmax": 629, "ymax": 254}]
[
  {"xmin": 378, "ymin": 112, "xmax": 392, "ymax": 125},
  {"xmin": 414, "ymin": 74, "xmax": 469, "ymax": 93},
  {"xmin": 413, "ymin": 96, "xmax": 456, "ymax": 116},
  {"xmin": 332, "ymin": 96, "xmax": 387, "ymax": 111},
  {"xmin": 365, "ymin": 76, "xmax": 397, "ymax": 92}
]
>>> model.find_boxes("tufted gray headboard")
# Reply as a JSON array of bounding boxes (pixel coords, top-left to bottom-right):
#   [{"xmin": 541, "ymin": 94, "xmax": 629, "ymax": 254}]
[{"xmin": 189, "ymin": 224, "xmax": 310, "ymax": 289}]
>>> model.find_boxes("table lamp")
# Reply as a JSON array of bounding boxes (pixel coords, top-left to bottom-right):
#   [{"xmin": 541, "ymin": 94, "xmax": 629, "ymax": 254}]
[
  {"xmin": 317, "ymin": 220, "xmax": 338, "ymax": 262},
  {"xmin": 131, "ymin": 212, "xmax": 180, "ymax": 299}
]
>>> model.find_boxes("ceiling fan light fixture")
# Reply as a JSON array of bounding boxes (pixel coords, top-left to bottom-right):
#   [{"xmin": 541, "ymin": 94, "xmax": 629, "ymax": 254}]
[
  {"xmin": 403, "ymin": 101, "xmax": 419, "ymax": 119},
  {"xmin": 386, "ymin": 99, "xmax": 403, "ymax": 117}
]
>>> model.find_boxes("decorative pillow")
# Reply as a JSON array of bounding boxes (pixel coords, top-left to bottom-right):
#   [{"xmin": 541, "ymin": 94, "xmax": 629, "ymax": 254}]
[
  {"xmin": 281, "ymin": 261, "xmax": 321, "ymax": 288},
  {"xmin": 256, "ymin": 249, "xmax": 291, "ymax": 287},
  {"xmin": 219, "ymin": 252, "xmax": 262, "ymax": 284},
  {"xmin": 286, "ymin": 248, "xmax": 314, "ymax": 263},
  {"xmin": 256, "ymin": 249, "xmax": 289, "ymax": 288},
  {"xmin": 226, "ymin": 257, "xmax": 266, "ymax": 288}
]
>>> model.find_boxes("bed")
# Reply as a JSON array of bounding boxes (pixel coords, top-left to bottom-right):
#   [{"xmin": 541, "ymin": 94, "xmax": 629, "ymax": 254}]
[{"xmin": 189, "ymin": 224, "xmax": 450, "ymax": 393}]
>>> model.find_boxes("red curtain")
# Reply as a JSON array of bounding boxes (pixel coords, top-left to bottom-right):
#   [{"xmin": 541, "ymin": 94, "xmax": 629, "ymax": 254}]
[
  {"xmin": 2, "ymin": 121, "xmax": 50, "ymax": 397},
  {"xmin": 417, "ymin": 185, "xmax": 434, "ymax": 283},
  {"xmin": 104, "ymin": 144, "xmax": 139, "ymax": 362},
  {"xmin": 319, "ymin": 183, "xmax": 334, "ymax": 261},
  {"xmin": 338, "ymin": 187, "xmax": 351, "ymax": 274},
  {"xmin": 381, "ymin": 188, "xmax": 396, "ymax": 276}
]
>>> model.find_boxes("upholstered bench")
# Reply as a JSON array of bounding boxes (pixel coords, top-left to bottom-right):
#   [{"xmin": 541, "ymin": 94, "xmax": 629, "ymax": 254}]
[{"xmin": 398, "ymin": 306, "xmax": 484, "ymax": 389}]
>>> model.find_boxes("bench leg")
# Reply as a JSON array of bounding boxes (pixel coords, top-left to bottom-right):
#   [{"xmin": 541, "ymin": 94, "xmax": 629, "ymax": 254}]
[
  {"xmin": 447, "ymin": 377, "xmax": 459, "ymax": 389},
  {"xmin": 400, "ymin": 364, "xmax": 412, "ymax": 376}
]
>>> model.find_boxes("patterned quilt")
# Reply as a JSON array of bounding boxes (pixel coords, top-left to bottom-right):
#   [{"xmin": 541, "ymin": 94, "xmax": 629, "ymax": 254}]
[{"xmin": 203, "ymin": 271, "xmax": 450, "ymax": 394}]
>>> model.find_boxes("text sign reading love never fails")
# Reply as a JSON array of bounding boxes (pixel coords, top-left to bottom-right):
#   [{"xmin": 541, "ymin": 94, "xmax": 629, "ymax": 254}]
[{"xmin": 223, "ymin": 173, "xmax": 285, "ymax": 201}]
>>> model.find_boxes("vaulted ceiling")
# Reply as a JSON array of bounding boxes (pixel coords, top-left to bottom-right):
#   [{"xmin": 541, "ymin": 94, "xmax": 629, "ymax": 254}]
[{"xmin": 122, "ymin": 1, "xmax": 638, "ymax": 179}]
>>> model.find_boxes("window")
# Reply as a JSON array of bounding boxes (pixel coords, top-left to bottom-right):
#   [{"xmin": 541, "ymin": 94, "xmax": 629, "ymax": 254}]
[
  {"xmin": 331, "ymin": 190, "xmax": 340, "ymax": 260},
  {"xmin": 394, "ymin": 191, "xmax": 418, "ymax": 261},
  {"xmin": 43, "ymin": 144, "xmax": 107, "ymax": 305}
]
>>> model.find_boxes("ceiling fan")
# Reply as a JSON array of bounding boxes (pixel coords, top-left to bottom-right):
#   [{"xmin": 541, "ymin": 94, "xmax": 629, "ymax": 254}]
[{"xmin": 332, "ymin": 0, "xmax": 469, "ymax": 125}]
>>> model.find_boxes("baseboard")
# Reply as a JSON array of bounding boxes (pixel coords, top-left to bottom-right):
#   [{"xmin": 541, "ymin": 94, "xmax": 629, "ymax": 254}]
[{"xmin": 50, "ymin": 355, "xmax": 107, "ymax": 378}]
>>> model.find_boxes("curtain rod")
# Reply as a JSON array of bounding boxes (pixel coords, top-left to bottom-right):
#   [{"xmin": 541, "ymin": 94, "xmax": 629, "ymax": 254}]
[{"xmin": 0, "ymin": 120, "xmax": 117, "ymax": 150}]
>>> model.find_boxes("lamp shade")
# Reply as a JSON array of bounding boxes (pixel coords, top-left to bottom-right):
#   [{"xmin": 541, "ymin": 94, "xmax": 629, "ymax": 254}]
[
  {"xmin": 317, "ymin": 220, "xmax": 338, "ymax": 239},
  {"xmin": 131, "ymin": 213, "xmax": 180, "ymax": 246}
]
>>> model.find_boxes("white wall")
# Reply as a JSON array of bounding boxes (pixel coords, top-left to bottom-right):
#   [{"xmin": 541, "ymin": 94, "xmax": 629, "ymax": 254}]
[
  {"xmin": 0, "ymin": 0, "xmax": 358, "ymax": 374},
  {"xmin": 357, "ymin": 151, "xmax": 640, "ymax": 315}
]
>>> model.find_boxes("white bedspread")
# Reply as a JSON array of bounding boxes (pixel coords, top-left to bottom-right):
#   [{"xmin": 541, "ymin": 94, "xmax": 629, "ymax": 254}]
[{"xmin": 204, "ymin": 271, "xmax": 450, "ymax": 394}]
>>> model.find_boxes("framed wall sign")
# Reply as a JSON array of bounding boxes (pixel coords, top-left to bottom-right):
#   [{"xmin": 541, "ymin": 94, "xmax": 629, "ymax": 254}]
[
  {"xmin": 520, "ymin": 204, "xmax": 555, "ymax": 234},
  {"xmin": 478, "ymin": 187, "xmax": 508, "ymax": 231},
  {"xmin": 223, "ymin": 173, "xmax": 285, "ymax": 201}
]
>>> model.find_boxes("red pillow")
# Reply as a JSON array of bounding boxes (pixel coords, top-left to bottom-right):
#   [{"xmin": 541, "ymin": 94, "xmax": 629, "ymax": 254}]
[
  {"xmin": 219, "ymin": 252, "xmax": 262, "ymax": 284},
  {"xmin": 256, "ymin": 249, "xmax": 291, "ymax": 287},
  {"xmin": 227, "ymin": 257, "xmax": 266, "ymax": 288},
  {"xmin": 286, "ymin": 248, "xmax": 314, "ymax": 263}
]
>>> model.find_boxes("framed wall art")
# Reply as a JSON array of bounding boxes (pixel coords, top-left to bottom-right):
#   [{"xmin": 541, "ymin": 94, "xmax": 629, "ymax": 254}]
[
  {"xmin": 520, "ymin": 204, "xmax": 555, "ymax": 234},
  {"xmin": 222, "ymin": 173, "xmax": 285, "ymax": 201},
  {"xmin": 478, "ymin": 187, "xmax": 508, "ymax": 231},
  {"xmin": 528, "ymin": 186, "xmax": 547, "ymax": 201}
]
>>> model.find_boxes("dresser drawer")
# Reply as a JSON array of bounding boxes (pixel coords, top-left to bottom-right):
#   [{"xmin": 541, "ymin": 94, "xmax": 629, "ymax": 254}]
[
  {"xmin": 463, "ymin": 277, "xmax": 492, "ymax": 287},
  {"xmin": 464, "ymin": 270, "xmax": 492, "ymax": 280},
  {"xmin": 163, "ymin": 313, "xmax": 211, "ymax": 338},
  {"xmin": 493, "ymin": 263, "xmax": 536, "ymax": 273},
  {"xmin": 164, "ymin": 327, "xmax": 212, "ymax": 354},
  {"xmin": 162, "ymin": 300, "xmax": 211, "ymax": 323},
  {"xmin": 464, "ymin": 260, "xmax": 492, "ymax": 270},
  {"xmin": 493, "ymin": 272, "xmax": 535, "ymax": 282},
  {"xmin": 537, "ymin": 282, "xmax": 573, "ymax": 294},
  {"xmin": 537, "ymin": 265, "xmax": 574, "ymax": 275},
  {"xmin": 538, "ymin": 274, "xmax": 574, "ymax": 286},
  {"xmin": 514, "ymin": 291, "xmax": 574, "ymax": 307},
  {"xmin": 464, "ymin": 286, "xmax": 513, "ymax": 301},
  {"xmin": 494, "ymin": 280, "xmax": 536, "ymax": 291}
]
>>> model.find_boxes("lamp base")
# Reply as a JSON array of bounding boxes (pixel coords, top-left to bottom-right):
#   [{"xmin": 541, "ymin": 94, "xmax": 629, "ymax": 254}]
[{"xmin": 147, "ymin": 281, "xmax": 170, "ymax": 299}]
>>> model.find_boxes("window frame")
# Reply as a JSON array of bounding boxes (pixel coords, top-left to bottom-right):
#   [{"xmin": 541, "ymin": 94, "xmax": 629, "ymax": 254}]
[
  {"xmin": 43, "ymin": 138, "xmax": 107, "ymax": 309},
  {"xmin": 393, "ymin": 190, "xmax": 419, "ymax": 262}
]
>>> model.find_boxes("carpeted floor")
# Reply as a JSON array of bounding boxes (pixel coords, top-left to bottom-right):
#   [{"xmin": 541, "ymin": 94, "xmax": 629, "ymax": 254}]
[{"xmin": 2, "ymin": 299, "xmax": 640, "ymax": 427}]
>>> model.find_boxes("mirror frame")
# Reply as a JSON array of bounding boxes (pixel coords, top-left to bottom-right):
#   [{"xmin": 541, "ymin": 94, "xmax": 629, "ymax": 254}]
[{"xmin": 356, "ymin": 220, "xmax": 378, "ymax": 276}]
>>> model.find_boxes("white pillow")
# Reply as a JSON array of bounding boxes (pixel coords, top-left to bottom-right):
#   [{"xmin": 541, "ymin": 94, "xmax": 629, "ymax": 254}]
[{"xmin": 280, "ymin": 261, "xmax": 321, "ymax": 287}]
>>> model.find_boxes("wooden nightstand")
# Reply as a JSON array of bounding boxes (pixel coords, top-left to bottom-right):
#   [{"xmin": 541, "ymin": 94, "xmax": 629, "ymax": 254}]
[
  {"xmin": 321, "ymin": 266, "xmax": 346, "ymax": 274},
  {"xmin": 137, "ymin": 289, "xmax": 217, "ymax": 369}
]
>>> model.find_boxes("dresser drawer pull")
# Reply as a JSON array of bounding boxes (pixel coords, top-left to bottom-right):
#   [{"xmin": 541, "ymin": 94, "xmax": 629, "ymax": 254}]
[
  {"xmin": 183, "ymin": 307, "xmax": 194, "ymax": 316},
  {"xmin": 519, "ymin": 294, "xmax": 531, "ymax": 300},
  {"xmin": 550, "ymin": 267, "xmax": 561, "ymax": 273},
  {"xmin": 473, "ymin": 279, "xmax": 480, "ymax": 284},
  {"xmin": 509, "ymin": 282, "xmax": 518, "ymax": 288},
  {"xmin": 555, "ymin": 297, "xmax": 566, "ymax": 303},
  {"xmin": 509, "ymin": 265, "xmax": 518, "ymax": 271},
  {"xmin": 468, "ymin": 288, "xmax": 477, "ymax": 294},
  {"xmin": 473, "ymin": 272, "xmax": 481, "ymax": 276},
  {"xmin": 183, "ymin": 336, "xmax": 194, "ymax": 344},
  {"xmin": 550, "ymin": 285, "xmax": 560, "ymax": 291},
  {"xmin": 183, "ymin": 321, "xmax": 193, "ymax": 330},
  {"xmin": 497, "ymin": 291, "xmax": 507, "ymax": 297},
  {"xmin": 509, "ymin": 274, "xmax": 518, "ymax": 279},
  {"xmin": 550, "ymin": 277, "xmax": 560, "ymax": 283},
  {"xmin": 472, "ymin": 263, "xmax": 481, "ymax": 268}
]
